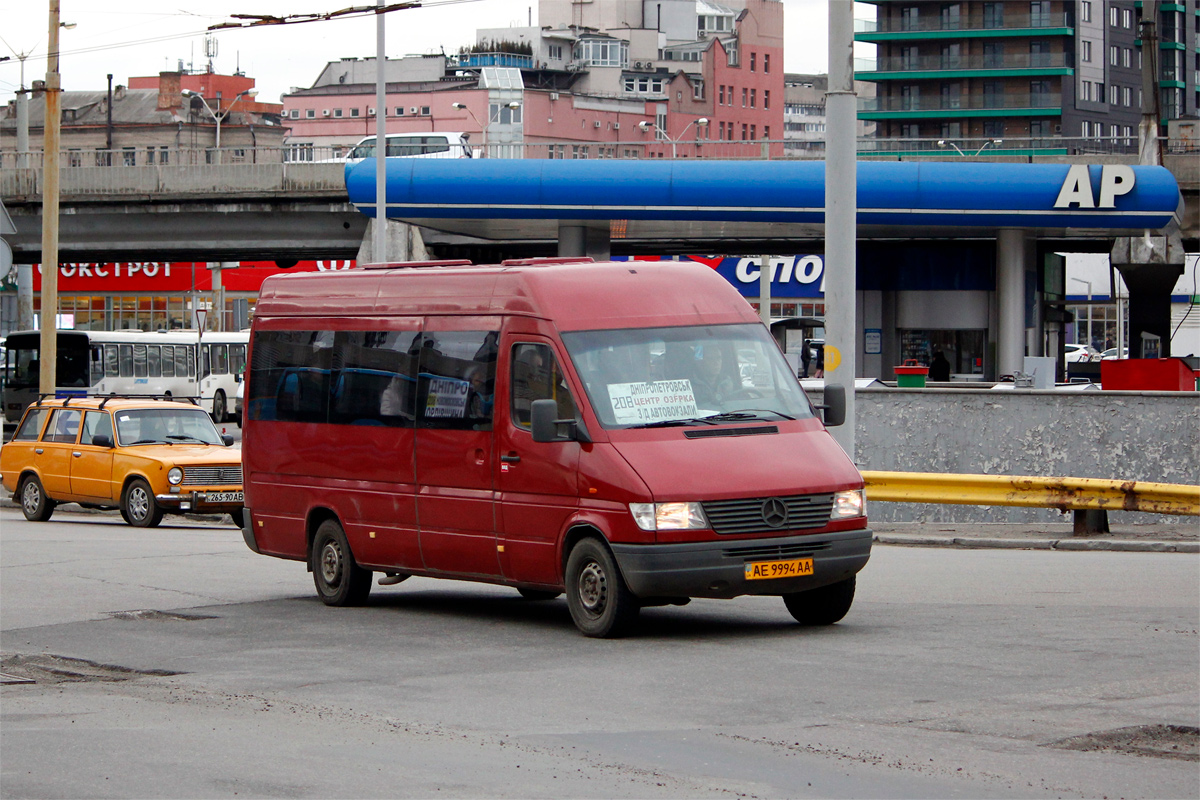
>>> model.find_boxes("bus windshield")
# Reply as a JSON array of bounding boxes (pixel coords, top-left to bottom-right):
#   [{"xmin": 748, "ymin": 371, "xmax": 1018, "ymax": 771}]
[
  {"xmin": 560, "ymin": 323, "xmax": 815, "ymax": 429},
  {"xmin": 3, "ymin": 332, "xmax": 92, "ymax": 389}
]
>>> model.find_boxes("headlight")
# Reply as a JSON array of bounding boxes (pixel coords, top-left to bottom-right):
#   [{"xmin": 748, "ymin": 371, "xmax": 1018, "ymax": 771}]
[
  {"xmin": 830, "ymin": 489, "xmax": 865, "ymax": 519},
  {"xmin": 629, "ymin": 502, "xmax": 709, "ymax": 531},
  {"xmin": 168, "ymin": 467, "xmax": 183, "ymax": 485}
]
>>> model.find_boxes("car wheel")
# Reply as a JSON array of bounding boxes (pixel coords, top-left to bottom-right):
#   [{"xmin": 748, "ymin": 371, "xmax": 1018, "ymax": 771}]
[
  {"xmin": 229, "ymin": 508, "xmax": 245, "ymax": 528},
  {"xmin": 517, "ymin": 588, "xmax": 562, "ymax": 601},
  {"xmin": 311, "ymin": 519, "xmax": 371, "ymax": 606},
  {"xmin": 212, "ymin": 390, "xmax": 227, "ymax": 423},
  {"xmin": 19, "ymin": 475, "xmax": 55, "ymax": 522},
  {"xmin": 122, "ymin": 478, "xmax": 163, "ymax": 528},
  {"xmin": 782, "ymin": 576, "xmax": 856, "ymax": 626},
  {"xmin": 565, "ymin": 538, "xmax": 639, "ymax": 638}
]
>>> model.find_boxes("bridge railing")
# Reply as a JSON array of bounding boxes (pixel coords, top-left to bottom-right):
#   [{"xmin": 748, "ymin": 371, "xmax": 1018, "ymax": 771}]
[{"xmin": 2, "ymin": 136, "xmax": 1194, "ymax": 200}]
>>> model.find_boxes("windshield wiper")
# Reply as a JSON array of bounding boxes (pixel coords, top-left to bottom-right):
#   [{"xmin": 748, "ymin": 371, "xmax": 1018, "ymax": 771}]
[
  {"xmin": 700, "ymin": 409, "xmax": 797, "ymax": 422},
  {"xmin": 166, "ymin": 434, "xmax": 208, "ymax": 444},
  {"xmin": 627, "ymin": 417, "xmax": 719, "ymax": 429},
  {"xmin": 128, "ymin": 439, "xmax": 168, "ymax": 445}
]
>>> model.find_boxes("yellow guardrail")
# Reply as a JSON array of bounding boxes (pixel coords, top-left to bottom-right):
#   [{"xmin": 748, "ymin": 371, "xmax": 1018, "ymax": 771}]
[{"xmin": 861, "ymin": 471, "xmax": 1200, "ymax": 517}]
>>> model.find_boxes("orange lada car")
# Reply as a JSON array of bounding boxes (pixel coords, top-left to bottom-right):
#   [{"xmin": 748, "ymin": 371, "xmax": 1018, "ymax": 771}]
[{"xmin": 2, "ymin": 396, "xmax": 243, "ymax": 528}]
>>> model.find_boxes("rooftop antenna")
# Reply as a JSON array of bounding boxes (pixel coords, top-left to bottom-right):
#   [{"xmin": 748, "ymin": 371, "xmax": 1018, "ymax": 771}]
[{"xmin": 204, "ymin": 35, "xmax": 218, "ymax": 73}]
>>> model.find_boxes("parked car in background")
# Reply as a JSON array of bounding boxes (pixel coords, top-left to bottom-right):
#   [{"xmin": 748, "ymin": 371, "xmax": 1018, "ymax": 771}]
[
  {"xmin": 1064, "ymin": 343, "xmax": 1100, "ymax": 363},
  {"xmin": 1101, "ymin": 347, "xmax": 1129, "ymax": 360},
  {"xmin": 2, "ymin": 396, "xmax": 243, "ymax": 528}
]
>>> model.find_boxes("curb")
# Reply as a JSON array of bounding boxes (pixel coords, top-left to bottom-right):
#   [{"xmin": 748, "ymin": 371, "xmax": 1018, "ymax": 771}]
[{"xmin": 875, "ymin": 533, "xmax": 1199, "ymax": 554}]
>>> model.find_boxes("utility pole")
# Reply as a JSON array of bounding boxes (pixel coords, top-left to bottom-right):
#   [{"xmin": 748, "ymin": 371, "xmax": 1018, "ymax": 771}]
[
  {"xmin": 373, "ymin": 0, "xmax": 388, "ymax": 264},
  {"xmin": 39, "ymin": 0, "xmax": 63, "ymax": 395},
  {"xmin": 825, "ymin": 0, "xmax": 858, "ymax": 458}
]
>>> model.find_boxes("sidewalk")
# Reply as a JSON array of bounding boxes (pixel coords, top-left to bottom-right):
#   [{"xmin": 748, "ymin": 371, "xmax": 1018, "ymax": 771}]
[
  {"xmin": 3, "ymin": 497, "xmax": 1197, "ymax": 553},
  {"xmin": 872, "ymin": 521, "xmax": 1199, "ymax": 553}
]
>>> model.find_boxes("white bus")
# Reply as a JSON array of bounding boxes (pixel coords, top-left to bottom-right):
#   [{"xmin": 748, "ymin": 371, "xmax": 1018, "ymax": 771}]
[{"xmin": 3, "ymin": 330, "xmax": 247, "ymax": 424}]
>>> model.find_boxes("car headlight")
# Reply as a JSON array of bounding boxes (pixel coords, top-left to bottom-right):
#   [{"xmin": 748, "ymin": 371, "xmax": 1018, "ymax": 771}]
[
  {"xmin": 830, "ymin": 489, "xmax": 865, "ymax": 519},
  {"xmin": 629, "ymin": 502, "xmax": 709, "ymax": 531},
  {"xmin": 168, "ymin": 467, "xmax": 183, "ymax": 485}
]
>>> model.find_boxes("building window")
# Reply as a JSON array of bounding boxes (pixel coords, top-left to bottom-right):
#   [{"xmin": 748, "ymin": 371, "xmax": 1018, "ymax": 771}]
[
  {"xmin": 1110, "ymin": 45, "xmax": 1119, "ymax": 66},
  {"xmin": 489, "ymin": 102, "xmax": 522, "ymax": 124},
  {"xmin": 1081, "ymin": 41, "xmax": 1092, "ymax": 63},
  {"xmin": 1081, "ymin": 1, "xmax": 1091, "ymax": 23},
  {"xmin": 983, "ymin": 119, "xmax": 1003, "ymax": 137},
  {"xmin": 350, "ymin": 108, "xmax": 360, "ymax": 117},
  {"xmin": 1030, "ymin": 1, "xmax": 1050, "ymax": 27},
  {"xmin": 1122, "ymin": 8, "xmax": 1132, "ymax": 28},
  {"xmin": 901, "ymin": 123, "xmax": 921, "ymax": 138},
  {"xmin": 750, "ymin": 52, "xmax": 756, "ymax": 72},
  {"xmin": 741, "ymin": 87, "xmax": 748, "ymax": 107},
  {"xmin": 305, "ymin": 109, "xmax": 315, "ymax": 119},
  {"xmin": 394, "ymin": 107, "xmax": 405, "ymax": 116},
  {"xmin": 1110, "ymin": 5, "xmax": 1118, "ymax": 26},
  {"xmin": 941, "ymin": 3, "xmax": 962, "ymax": 30},
  {"xmin": 1122, "ymin": 48, "xmax": 1130, "ymax": 68},
  {"xmin": 763, "ymin": 125, "xmax": 769, "ymax": 139},
  {"xmin": 548, "ymin": 44, "xmax": 563, "ymax": 60},
  {"xmin": 901, "ymin": 6, "xmax": 920, "ymax": 32},
  {"xmin": 982, "ymin": 2, "xmax": 1004, "ymax": 27},
  {"xmin": 750, "ymin": 124, "xmax": 756, "ymax": 139},
  {"xmin": 692, "ymin": 80, "xmax": 704, "ymax": 100},
  {"xmin": 719, "ymin": 85, "xmax": 725, "ymax": 105},
  {"xmin": 573, "ymin": 38, "xmax": 628, "ymax": 68},
  {"xmin": 333, "ymin": 108, "xmax": 343, "ymax": 118},
  {"xmin": 750, "ymin": 88, "xmax": 756, "ymax": 108},
  {"xmin": 763, "ymin": 90, "xmax": 770, "ymax": 110},
  {"xmin": 1122, "ymin": 86, "xmax": 1132, "ymax": 106},
  {"xmin": 741, "ymin": 123, "xmax": 748, "ymax": 140},
  {"xmin": 763, "ymin": 53, "xmax": 770, "ymax": 73}
]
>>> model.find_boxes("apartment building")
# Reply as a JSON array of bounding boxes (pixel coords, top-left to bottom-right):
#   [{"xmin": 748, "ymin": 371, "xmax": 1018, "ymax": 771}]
[{"xmin": 852, "ymin": 1, "xmax": 1198, "ymax": 148}]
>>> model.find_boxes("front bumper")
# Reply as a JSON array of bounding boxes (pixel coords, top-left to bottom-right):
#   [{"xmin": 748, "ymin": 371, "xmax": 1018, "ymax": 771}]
[
  {"xmin": 155, "ymin": 489, "xmax": 243, "ymax": 512},
  {"xmin": 610, "ymin": 528, "xmax": 872, "ymax": 599}
]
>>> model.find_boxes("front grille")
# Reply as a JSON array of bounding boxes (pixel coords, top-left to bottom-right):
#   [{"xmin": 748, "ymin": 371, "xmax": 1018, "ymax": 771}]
[
  {"xmin": 181, "ymin": 466, "xmax": 243, "ymax": 486},
  {"xmin": 702, "ymin": 493, "xmax": 834, "ymax": 535}
]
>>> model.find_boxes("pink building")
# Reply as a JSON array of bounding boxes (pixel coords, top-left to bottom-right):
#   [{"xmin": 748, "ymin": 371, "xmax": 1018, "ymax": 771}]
[{"xmin": 280, "ymin": 0, "xmax": 785, "ymax": 159}]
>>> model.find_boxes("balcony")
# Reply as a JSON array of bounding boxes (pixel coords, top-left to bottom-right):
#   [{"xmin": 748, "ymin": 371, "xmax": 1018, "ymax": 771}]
[
  {"xmin": 457, "ymin": 52, "xmax": 535, "ymax": 69},
  {"xmin": 855, "ymin": 13, "xmax": 1073, "ymax": 41},
  {"xmin": 859, "ymin": 92, "xmax": 1062, "ymax": 119},
  {"xmin": 859, "ymin": 51, "xmax": 1072, "ymax": 79}
]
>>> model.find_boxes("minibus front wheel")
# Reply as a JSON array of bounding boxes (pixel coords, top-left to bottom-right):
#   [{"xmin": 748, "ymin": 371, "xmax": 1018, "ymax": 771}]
[
  {"xmin": 311, "ymin": 519, "xmax": 372, "ymax": 606},
  {"xmin": 782, "ymin": 576, "xmax": 856, "ymax": 625},
  {"xmin": 565, "ymin": 538, "xmax": 640, "ymax": 638}
]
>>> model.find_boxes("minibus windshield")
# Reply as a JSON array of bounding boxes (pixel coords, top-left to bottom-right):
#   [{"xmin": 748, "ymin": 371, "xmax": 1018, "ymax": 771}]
[{"xmin": 561, "ymin": 323, "xmax": 815, "ymax": 429}]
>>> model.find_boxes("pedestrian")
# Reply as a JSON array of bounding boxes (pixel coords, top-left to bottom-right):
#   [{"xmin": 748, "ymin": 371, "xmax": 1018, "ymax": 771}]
[{"xmin": 929, "ymin": 350, "xmax": 951, "ymax": 382}]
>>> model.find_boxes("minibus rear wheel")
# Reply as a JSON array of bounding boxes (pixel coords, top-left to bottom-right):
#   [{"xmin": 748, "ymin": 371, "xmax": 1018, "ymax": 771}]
[
  {"xmin": 312, "ymin": 519, "xmax": 372, "ymax": 606},
  {"xmin": 782, "ymin": 576, "xmax": 856, "ymax": 625},
  {"xmin": 565, "ymin": 538, "xmax": 640, "ymax": 638}
]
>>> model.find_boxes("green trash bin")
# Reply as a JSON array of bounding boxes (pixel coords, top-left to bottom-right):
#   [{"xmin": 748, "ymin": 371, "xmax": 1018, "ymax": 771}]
[{"xmin": 894, "ymin": 359, "xmax": 929, "ymax": 388}]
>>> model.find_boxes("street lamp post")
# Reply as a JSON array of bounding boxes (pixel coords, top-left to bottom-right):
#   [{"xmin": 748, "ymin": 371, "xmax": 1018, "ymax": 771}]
[
  {"xmin": 937, "ymin": 138, "xmax": 1003, "ymax": 157},
  {"xmin": 183, "ymin": 89, "xmax": 250, "ymax": 156},
  {"xmin": 638, "ymin": 117, "xmax": 709, "ymax": 158},
  {"xmin": 453, "ymin": 101, "xmax": 519, "ymax": 158}
]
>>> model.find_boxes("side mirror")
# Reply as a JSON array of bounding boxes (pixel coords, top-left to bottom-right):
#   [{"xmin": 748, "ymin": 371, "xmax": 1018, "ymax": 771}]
[
  {"xmin": 222, "ymin": 434, "xmax": 235, "ymax": 447},
  {"xmin": 530, "ymin": 399, "xmax": 591, "ymax": 444},
  {"xmin": 818, "ymin": 384, "xmax": 846, "ymax": 427},
  {"xmin": 92, "ymin": 434, "xmax": 114, "ymax": 448}
]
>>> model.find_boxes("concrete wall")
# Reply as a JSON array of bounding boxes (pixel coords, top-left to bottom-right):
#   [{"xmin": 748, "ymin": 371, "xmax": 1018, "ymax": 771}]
[{"xmin": 818, "ymin": 387, "xmax": 1200, "ymax": 524}]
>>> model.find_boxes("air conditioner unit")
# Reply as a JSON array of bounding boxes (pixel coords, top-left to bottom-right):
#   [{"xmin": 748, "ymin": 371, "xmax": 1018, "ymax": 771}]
[
  {"xmin": 612, "ymin": 122, "xmax": 620, "ymax": 130},
  {"xmin": 594, "ymin": 120, "xmax": 602, "ymax": 127},
  {"xmin": 368, "ymin": 107, "xmax": 376, "ymax": 116},
  {"xmin": 322, "ymin": 109, "xmax": 331, "ymax": 116},
  {"xmin": 634, "ymin": 61, "xmax": 643, "ymax": 69},
  {"xmin": 411, "ymin": 107, "xmax": 419, "ymax": 114},
  {"xmin": 1054, "ymin": 124, "xmax": 1062, "ymax": 133},
  {"xmin": 550, "ymin": 92, "xmax": 559, "ymax": 101}
]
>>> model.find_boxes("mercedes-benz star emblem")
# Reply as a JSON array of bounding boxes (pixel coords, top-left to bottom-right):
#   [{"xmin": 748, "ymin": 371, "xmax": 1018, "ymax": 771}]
[{"xmin": 761, "ymin": 498, "xmax": 788, "ymax": 528}]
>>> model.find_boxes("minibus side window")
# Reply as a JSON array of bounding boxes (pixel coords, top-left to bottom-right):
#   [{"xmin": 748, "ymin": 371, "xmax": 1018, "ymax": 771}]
[
  {"xmin": 248, "ymin": 330, "xmax": 333, "ymax": 423},
  {"xmin": 511, "ymin": 343, "xmax": 578, "ymax": 430},
  {"xmin": 415, "ymin": 331, "xmax": 498, "ymax": 431},
  {"xmin": 329, "ymin": 330, "xmax": 420, "ymax": 427}
]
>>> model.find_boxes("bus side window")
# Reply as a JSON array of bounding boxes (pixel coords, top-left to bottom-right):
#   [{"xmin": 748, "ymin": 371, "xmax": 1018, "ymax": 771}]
[
  {"xmin": 119, "ymin": 345, "xmax": 134, "ymax": 377},
  {"xmin": 200, "ymin": 346, "xmax": 211, "ymax": 379},
  {"xmin": 213, "ymin": 344, "xmax": 228, "ymax": 375},
  {"xmin": 91, "ymin": 346, "xmax": 105, "ymax": 386},
  {"xmin": 161, "ymin": 346, "xmax": 175, "ymax": 378},
  {"xmin": 187, "ymin": 346, "xmax": 196, "ymax": 378},
  {"xmin": 148, "ymin": 345, "xmax": 161, "ymax": 378},
  {"xmin": 231, "ymin": 344, "xmax": 246, "ymax": 377},
  {"xmin": 133, "ymin": 344, "xmax": 148, "ymax": 378},
  {"xmin": 104, "ymin": 345, "xmax": 120, "ymax": 377}
]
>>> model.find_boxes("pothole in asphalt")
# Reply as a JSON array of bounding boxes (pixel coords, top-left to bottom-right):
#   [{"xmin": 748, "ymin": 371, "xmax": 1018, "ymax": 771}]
[
  {"xmin": 106, "ymin": 609, "xmax": 218, "ymax": 621},
  {"xmin": 0, "ymin": 654, "xmax": 182, "ymax": 685},
  {"xmin": 1046, "ymin": 724, "xmax": 1199, "ymax": 761}
]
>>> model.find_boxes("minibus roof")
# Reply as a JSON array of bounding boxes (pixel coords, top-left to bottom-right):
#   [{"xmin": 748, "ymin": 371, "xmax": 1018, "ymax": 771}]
[{"xmin": 254, "ymin": 260, "xmax": 759, "ymax": 331}]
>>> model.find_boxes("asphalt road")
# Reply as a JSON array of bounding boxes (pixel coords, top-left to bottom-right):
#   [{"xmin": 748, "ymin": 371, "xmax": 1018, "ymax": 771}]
[{"xmin": 2, "ymin": 508, "xmax": 1197, "ymax": 799}]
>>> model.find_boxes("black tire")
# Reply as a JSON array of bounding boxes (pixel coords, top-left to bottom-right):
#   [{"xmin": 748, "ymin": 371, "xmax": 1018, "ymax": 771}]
[
  {"xmin": 311, "ymin": 519, "xmax": 371, "ymax": 606},
  {"xmin": 517, "ymin": 588, "xmax": 562, "ymax": 601},
  {"xmin": 212, "ymin": 391, "xmax": 227, "ymax": 423},
  {"xmin": 122, "ymin": 478, "xmax": 163, "ymax": 528},
  {"xmin": 229, "ymin": 508, "xmax": 245, "ymax": 528},
  {"xmin": 782, "ymin": 576, "xmax": 856, "ymax": 626},
  {"xmin": 565, "ymin": 538, "xmax": 640, "ymax": 638},
  {"xmin": 18, "ymin": 475, "xmax": 55, "ymax": 522}
]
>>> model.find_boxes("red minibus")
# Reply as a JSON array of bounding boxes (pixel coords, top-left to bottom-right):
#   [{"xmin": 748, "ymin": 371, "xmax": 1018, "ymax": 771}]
[{"xmin": 241, "ymin": 258, "xmax": 871, "ymax": 637}]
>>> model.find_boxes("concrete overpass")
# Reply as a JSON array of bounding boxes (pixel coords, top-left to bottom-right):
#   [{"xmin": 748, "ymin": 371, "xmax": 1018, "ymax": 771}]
[{"xmin": 1, "ymin": 148, "xmax": 1196, "ymax": 263}]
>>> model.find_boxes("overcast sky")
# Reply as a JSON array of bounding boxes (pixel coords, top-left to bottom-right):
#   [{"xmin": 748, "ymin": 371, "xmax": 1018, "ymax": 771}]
[{"xmin": 1, "ymin": 1, "xmax": 860, "ymax": 105}]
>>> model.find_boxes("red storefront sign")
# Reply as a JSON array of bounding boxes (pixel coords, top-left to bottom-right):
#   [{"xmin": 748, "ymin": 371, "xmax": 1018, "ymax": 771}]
[{"xmin": 27, "ymin": 261, "xmax": 356, "ymax": 293}]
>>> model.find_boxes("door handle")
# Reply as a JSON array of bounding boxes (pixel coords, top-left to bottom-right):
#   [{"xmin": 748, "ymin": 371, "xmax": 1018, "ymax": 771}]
[
  {"xmin": 73, "ymin": 452, "xmax": 83, "ymax": 458},
  {"xmin": 500, "ymin": 454, "xmax": 521, "ymax": 464},
  {"xmin": 35, "ymin": 448, "xmax": 43, "ymax": 455}
]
